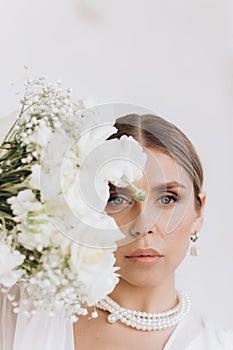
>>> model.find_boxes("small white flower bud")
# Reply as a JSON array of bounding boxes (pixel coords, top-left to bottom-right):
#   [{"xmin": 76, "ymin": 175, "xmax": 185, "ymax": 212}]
[
  {"xmin": 7, "ymin": 294, "xmax": 15, "ymax": 301},
  {"xmin": 81, "ymin": 308, "xmax": 88, "ymax": 316},
  {"xmin": 70, "ymin": 315, "xmax": 79, "ymax": 323},
  {"xmin": 91, "ymin": 311, "xmax": 98, "ymax": 318}
]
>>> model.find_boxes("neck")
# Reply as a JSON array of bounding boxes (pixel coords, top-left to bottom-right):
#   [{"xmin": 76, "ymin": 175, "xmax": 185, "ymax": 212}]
[{"xmin": 109, "ymin": 273, "xmax": 178, "ymax": 313}]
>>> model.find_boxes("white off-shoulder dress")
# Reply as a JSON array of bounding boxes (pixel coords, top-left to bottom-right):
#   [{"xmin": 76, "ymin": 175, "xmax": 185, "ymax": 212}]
[{"xmin": 1, "ymin": 288, "xmax": 233, "ymax": 350}]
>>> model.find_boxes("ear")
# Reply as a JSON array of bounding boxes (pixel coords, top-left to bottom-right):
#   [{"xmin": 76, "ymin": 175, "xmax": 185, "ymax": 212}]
[{"xmin": 192, "ymin": 192, "xmax": 206, "ymax": 234}]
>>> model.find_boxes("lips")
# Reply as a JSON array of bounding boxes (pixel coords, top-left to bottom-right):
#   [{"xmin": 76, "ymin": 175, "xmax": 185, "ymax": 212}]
[
  {"xmin": 126, "ymin": 248, "xmax": 164, "ymax": 258},
  {"xmin": 125, "ymin": 248, "xmax": 164, "ymax": 266}
]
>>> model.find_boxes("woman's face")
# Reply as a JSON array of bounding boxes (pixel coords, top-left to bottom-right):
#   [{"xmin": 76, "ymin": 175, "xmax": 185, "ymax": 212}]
[{"xmin": 105, "ymin": 148, "xmax": 206, "ymax": 287}]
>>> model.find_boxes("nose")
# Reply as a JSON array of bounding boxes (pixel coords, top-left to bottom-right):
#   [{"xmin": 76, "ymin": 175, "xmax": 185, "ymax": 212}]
[{"xmin": 129, "ymin": 204, "xmax": 157, "ymax": 238}]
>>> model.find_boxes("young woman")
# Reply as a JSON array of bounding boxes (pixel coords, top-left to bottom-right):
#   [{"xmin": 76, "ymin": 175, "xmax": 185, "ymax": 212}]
[
  {"xmin": 1, "ymin": 113, "xmax": 233, "ymax": 350},
  {"xmin": 73, "ymin": 114, "xmax": 233, "ymax": 349}
]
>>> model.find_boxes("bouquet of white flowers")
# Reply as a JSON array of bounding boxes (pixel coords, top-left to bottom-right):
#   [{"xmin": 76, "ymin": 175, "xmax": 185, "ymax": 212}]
[{"xmin": 0, "ymin": 77, "xmax": 147, "ymax": 322}]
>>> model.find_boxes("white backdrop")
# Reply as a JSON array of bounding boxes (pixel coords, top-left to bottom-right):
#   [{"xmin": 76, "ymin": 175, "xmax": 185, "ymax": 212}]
[{"xmin": 0, "ymin": 0, "xmax": 232, "ymax": 329}]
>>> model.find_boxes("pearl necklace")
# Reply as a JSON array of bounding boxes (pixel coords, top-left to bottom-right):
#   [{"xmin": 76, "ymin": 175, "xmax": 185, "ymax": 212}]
[{"xmin": 96, "ymin": 290, "xmax": 191, "ymax": 331}]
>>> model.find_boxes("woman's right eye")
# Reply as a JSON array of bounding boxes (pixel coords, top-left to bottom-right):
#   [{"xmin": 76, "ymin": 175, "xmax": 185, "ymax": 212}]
[{"xmin": 107, "ymin": 195, "xmax": 131, "ymax": 206}]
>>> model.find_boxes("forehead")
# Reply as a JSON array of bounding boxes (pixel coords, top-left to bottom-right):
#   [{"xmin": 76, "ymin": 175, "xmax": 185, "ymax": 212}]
[{"xmin": 138, "ymin": 148, "xmax": 193, "ymax": 189}]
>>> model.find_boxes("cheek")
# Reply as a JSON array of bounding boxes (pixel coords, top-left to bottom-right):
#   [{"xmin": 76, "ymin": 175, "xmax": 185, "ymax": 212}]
[
  {"xmin": 165, "ymin": 232, "xmax": 190, "ymax": 263},
  {"xmin": 157, "ymin": 201, "xmax": 195, "ymax": 235}
]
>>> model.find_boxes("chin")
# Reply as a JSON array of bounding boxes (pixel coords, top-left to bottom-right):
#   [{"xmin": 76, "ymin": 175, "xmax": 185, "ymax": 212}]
[{"xmin": 119, "ymin": 269, "xmax": 169, "ymax": 288}]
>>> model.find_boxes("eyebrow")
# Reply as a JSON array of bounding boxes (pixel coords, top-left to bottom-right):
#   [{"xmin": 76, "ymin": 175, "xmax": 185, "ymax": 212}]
[
  {"xmin": 151, "ymin": 181, "xmax": 187, "ymax": 193},
  {"xmin": 109, "ymin": 181, "xmax": 186, "ymax": 194}
]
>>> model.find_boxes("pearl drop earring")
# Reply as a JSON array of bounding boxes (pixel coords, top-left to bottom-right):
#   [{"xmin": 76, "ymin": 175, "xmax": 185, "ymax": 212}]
[{"xmin": 190, "ymin": 232, "xmax": 199, "ymax": 256}]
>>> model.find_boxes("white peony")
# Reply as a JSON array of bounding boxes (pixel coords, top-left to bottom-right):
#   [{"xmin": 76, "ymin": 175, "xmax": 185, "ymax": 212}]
[
  {"xmin": 17, "ymin": 222, "xmax": 52, "ymax": 251},
  {"xmin": 74, "ymin": 104, "xmax": 117, "ymax": 137},
  {"xmin": 7, "ymin": 189, "xmax": 57, "ymax": 251},
  {"xmin": 75, "ymin": 124, "xmax": 117, "ymax": 164},
  {"xmin": 65, "ymin": 134, "xmax": 147, "ymax": 215},
  {"xmin": 0, "ymin": 241, "xmax": 25, "ymax": 287},
  {"xmin": 7, "ymin": 189, "xmax": 43, "ymax": 222},
  {"xmin": 29, "ymin": 164, "xmax": 41, "ymax": 190},
  {"xmin": 69, "ymin": 241, "xmax": 119, "ymax": 305},
  {"xmin": 96, "ymin": 135, "xmax": 147, "ymax": 187}
]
